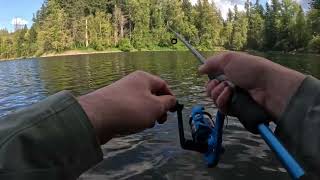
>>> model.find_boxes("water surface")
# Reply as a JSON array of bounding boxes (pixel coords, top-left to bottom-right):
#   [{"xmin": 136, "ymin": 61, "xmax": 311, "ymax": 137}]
[{"xmin": 0, "ymin": 51, "xmax": 319, "ymax": 180}]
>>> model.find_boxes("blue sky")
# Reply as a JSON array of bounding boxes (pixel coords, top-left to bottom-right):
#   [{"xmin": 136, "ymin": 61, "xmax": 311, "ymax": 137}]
[
  {"xmin": 0, "ymin": 0, "xmax": 308, "ymax": 32},
  {"xmin": 0, "ymin": 0, "xmax": 44, "ymax": 31}
]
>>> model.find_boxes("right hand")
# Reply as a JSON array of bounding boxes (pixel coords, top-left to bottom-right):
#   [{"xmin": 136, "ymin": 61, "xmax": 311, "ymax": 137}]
[{"xmin": 199, "ymin": 52, "xmax": 306, "ymax": 124}]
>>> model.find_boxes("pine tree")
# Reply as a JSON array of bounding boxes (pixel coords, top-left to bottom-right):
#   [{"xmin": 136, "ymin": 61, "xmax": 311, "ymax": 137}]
[
  {"xmin": 13, "ymin": 25, "xmax": 28, "ymax": 57},
  {"xmin": 307, "ymin": 0, "xmax": 320, "ymax": 52},
  {"xmin": 247, "ymin": 0, "xmax": 265, "ymax": 49},
  {"xmin": 164, "ymin": 0, "xmax": 194, "ymax": 38},
  {"xmin": 150, "ymin": 0, "xmax": 170, "ymax": 47},
  {"xmin": 230, "ymin": 5, "xmax": 248, "ymax": 50},
  {"xmin": 292, "ymin": 6, "xmax": 309, "ymax": 49},
  {"xmin": 87, "ymin": 11, "xmax": 113, "ymax": 50},
  {"xmin": 195, "ymin": 0, "xmax": 223, "ymax": 49},
  {"xmin": 36, "ymin": 0, "xmax": 72, "ymax": 54},
  {"xmin": 128, "ymin": 0, "xmax": 151, "ymax": 50},
  {"xmin": 181, "ymin": 0, "xmax": 198, "ymax": 45},
  {"xmin": 1, "ymin": 0, "xmax": 320, "ymax": 59},
  {"xmin": 310, "ymin": 0, "xmax": 320, "ymax": 9},
  {"xmin": 308, "ymin": 0, "xmax": 320, "ymax": 36},
  {"xmin": 221, "ymin": 8, "xmax": 234, "ymax": 48},
  {"xmin": 264, "ymin": 0, "xmax": 281, "ymax": 49}
]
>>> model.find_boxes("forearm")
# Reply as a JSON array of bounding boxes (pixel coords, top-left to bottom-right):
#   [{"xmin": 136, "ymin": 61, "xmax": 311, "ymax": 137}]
[
  {"xmin": 0, "ymin": 91, "xmax": 103, "ymax": 179},
  {"xmin": 276, "ymin": 76, "xmax": 320, "ymax": 177}
]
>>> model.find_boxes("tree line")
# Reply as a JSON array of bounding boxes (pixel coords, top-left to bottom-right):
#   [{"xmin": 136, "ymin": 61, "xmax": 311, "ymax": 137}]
[{"xmin": 0, "ymin": 0, "xmax": 319, "ymax": 60}]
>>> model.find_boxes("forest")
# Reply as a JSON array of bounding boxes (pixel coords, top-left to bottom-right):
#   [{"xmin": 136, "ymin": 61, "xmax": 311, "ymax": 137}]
[{"xmin": 0, "ymin": 0, "xmax": 319, "ymax": 60}]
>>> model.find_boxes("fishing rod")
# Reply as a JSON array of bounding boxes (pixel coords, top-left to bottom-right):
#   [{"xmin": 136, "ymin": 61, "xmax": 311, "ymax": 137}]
[{"xmin": 169, "ymin": 27, "xmax": 305, "ymax": 179}]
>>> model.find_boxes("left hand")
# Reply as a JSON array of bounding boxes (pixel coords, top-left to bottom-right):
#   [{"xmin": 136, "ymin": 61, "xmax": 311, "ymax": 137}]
[{"xmin": 78, "ymin": 71, "xmax": 176, "ymax": 145}]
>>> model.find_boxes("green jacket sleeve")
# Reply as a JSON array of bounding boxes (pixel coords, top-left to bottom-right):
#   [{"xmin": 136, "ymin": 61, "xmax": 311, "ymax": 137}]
[
  {"xmin": 276, "ymin": 76, "xmax": 320, "ymax": 178},
  {"xmin": 0, "ymin": 91, "xmax": 103, "ymax": 180}
]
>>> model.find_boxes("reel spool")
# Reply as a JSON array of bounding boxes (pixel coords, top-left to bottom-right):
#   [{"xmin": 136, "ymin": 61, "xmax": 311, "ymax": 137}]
[{"xmin": 176, "ymin": 102, "xmax": 225, "ymax": 167}]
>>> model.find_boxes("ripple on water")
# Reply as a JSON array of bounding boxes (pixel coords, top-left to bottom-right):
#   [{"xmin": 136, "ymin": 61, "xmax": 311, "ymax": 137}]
[{"xmin": 0, "ymin": 52, "xmax": 303, "ymax": 180}]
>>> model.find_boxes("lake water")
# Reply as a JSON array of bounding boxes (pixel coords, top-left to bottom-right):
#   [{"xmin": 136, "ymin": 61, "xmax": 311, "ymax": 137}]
[{"xmin": 0, "ymin": 52, "xmax": 319, "ymax": 180}]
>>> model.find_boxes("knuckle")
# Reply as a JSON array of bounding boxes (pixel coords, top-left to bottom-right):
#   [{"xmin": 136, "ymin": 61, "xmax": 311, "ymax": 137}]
[
  {"xmin": 211, "ymin": 90, "xmax": 219, "ymax": 100},
  {"xmin": 217, "ymin": 96, "xmax": 225, "ymax": 107},
  {"xmin": 153, "ymin": 98, "xmax": 164, "ymax": 112},
  {"xmin": 134, "ymin": 70, "xmax": 147, "ymax": 76},
  {"xmin": 158, "ymin": 78, "xmax": 166, "ymax": 86},
  {"xmin": 159, "ymin": 102, "xmax": 166, "ymax": 113},
  {"xmin": 169, "ymin": 96, "xmax": 176, "ymax": 106},
  {"xmin": 221, "ymin": 52, "xmax": 236, "ymax": 62}
]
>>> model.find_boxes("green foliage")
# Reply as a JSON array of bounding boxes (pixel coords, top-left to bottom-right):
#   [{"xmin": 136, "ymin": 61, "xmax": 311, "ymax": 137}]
[
  {"xmin": 311, "ymin": 0, "xmax": 320, "ymax": 9},
  {"xmin": 308, "ymin": 35, "xmax": 320, "ymax": 52},
  {"xmin": 308, "ymin": 8, "xmax": 320, "ymax": 36},
  {"xmin": 118, "ymin": 38, "xmax": 133, "ymax": 52},
  {"xmin": 128, "ymin": 0, "xmax": 152, "ymax": 50},
  {"xmin": 13, "ymin": 26, "xmax": 28, "ymax": 57},
  {"xmin": 87, "ymin": 11, "xmax": 113, "ymax": 50},
  {"xmin": 230, "ymin": 8, "xmax": 248, "ymax": 50},
  {"xmin": 264, "ymin": 0, "xmax": 282, "ymax": 49},
  {"xmin": 195, "ymin": 0, "xmax": 223, "ymax": 49},
  {"xmin": 150, "ymin": 0, "xmax": 171, "ymax": 47},
  {"xmin": 165, "ymin": 0, "xmax": 198, "ymax": 46},
  {"xmin": 36, "ymin": 0, "xmax": 71, "ymax": 54},
  {"xmin": 247, "ymin": 0, "xmax": 265, "ymax": 49},
  {"xmin": 0, "ymin": 30, "xmax": 14, "ymax": 59},
  {"xmin": 292, "ymin": 6, "xmax": 311, "ymax": 49}
]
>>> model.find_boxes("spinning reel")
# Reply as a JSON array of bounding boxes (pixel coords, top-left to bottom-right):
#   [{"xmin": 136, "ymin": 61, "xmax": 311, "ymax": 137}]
[{"xmin": 176, "ymin": 102, "xmax": 225, "ymax": 167}]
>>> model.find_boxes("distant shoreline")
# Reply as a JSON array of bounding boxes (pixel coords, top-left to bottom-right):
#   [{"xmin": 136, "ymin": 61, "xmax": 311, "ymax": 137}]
[
  {"xmin": 0, "ymin": 48, "xmax": 183, "ymax": 61},
  {"xmin": 0, "ymin": 49, "xmax": 124, "ymax": 61},
  {"xmin": 0, "ymin": 48, "xmax": 318, "ymax": 62},
  {"xmin": 40, "ymin": 49, "xmax": 124, "ymax": 58}
]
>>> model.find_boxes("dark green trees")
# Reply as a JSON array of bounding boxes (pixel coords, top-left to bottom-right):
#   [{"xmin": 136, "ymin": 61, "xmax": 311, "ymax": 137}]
[
  {"xmin": 0, "ymin": 0, "xmax": 319, "ymax": 60},
  {"xmin": 308, "ymin": 0, "xmax": 320, "ymax": 52},
  {"xmin": 36, "ymin": 0, "xmax": 71, "ymax": 54},
  {"xmin": 195, "ymin": 0, "xmax": 223, "ymax": 49},
  {"xmin": 246, "ymin": 0, "xmax": 265, "ymax": 49},
  {"xmin": 230, "ymin": 5, "xmax": 248, "ymax": 50}
]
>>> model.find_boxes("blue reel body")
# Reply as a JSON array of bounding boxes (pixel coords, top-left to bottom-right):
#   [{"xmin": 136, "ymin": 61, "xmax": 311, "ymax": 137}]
[{"xmin": 176, "ymin": 103, "xmax": 225, "ymax": 167}]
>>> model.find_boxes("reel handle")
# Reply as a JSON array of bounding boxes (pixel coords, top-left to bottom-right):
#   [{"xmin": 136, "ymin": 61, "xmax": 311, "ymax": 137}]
[{"xmin": 176, "ymin": 102, "xmax": 207, "ymax": 153}]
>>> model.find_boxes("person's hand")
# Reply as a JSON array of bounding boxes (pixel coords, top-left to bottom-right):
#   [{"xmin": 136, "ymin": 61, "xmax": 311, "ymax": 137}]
[
  {"xmin": 78, "ymin": 71, "xmax": 176, "ymax": 145},
  {"xmin": 199, "ymin": 52, "xmax": 306, "ymax": 122}
]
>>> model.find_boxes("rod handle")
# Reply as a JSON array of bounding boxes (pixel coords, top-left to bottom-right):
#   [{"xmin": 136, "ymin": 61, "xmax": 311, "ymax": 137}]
[{"xmin": 258, "ymin": 124, "xmax": 305, "ymax": 179}]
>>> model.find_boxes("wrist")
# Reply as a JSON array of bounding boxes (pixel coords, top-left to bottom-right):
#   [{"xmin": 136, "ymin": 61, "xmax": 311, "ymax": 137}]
[
  {"xmin": 265, "ymin": 66, "xmax": 306, "ymax": 121},
  {"xmin": 78, "ymin": 92, "xmax": 113, "ymax": 145}
]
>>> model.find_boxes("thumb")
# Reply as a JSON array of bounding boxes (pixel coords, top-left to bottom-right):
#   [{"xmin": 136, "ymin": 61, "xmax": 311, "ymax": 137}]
[
  {"xmin": 199, "ymin": 53, "xmax": 229, "ymax": 75},
  {"xmin": 199, "ymin": 59, "xmax": 221, "ymax": 75},
  {"xmin": 157, "ymin": 95, "xmax": 177, "ymax": 113}
]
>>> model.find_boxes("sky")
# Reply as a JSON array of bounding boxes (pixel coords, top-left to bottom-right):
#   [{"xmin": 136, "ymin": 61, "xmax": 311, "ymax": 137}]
[
  {"xmin": 0, "ymin": 0, "xmax": 44, "ymax": 31},
  {"xmin": 191, "ymin": 0, "xmax": 310, "ymax": 19},
  {"xmin": 0, "ymin": 0, "xmax": 310, "ymax": 32}
]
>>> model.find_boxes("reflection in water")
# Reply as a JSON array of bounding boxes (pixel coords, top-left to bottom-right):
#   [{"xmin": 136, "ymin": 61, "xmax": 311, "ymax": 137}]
[
  {"xmin": 0, "ymin": 59, "xmax": 48, "ymax": 117},
  {"xmin": 1, "ymin": 51, "xmax": 319, "ymax": 179}
]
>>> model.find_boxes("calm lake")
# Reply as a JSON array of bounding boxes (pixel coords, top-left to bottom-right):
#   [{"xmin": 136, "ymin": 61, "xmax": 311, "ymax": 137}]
[{"xmin": 0, "ymin": 52, "xmax": 319, "ymax": 180}]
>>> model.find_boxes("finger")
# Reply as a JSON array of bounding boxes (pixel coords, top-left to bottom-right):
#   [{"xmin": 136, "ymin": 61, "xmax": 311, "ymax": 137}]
[
  {"xmin": 199, "ymin": 52, "xmax": 236, "ymax": 75},
  {"xmin": 210, "ymin": 82, "xmax": 227, "ymax": 102},
  {"xmin": 157, "ymin": 113, "xmax": 167, "ymax": 124},
  {"xmin": 149, "ymin": 75, "xmax": 173, "ymax": 96},
  {"xmin": 216, "ymin": 86, "xmax": 232, "ymax": 113},
  {"xmin": 206, "ymin": 80, "xmax": 219, "ymax": 97},
  {"xmin": 199, "ymin": 53, "xmax": 226, "ymax": 75},
  {"xmin": 156, "ymin": 95, "xmax": 177, "ymax": 113},
  {"xmin": 132, "ymin": 71, "xmax": 173, "ymax": 95}
]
